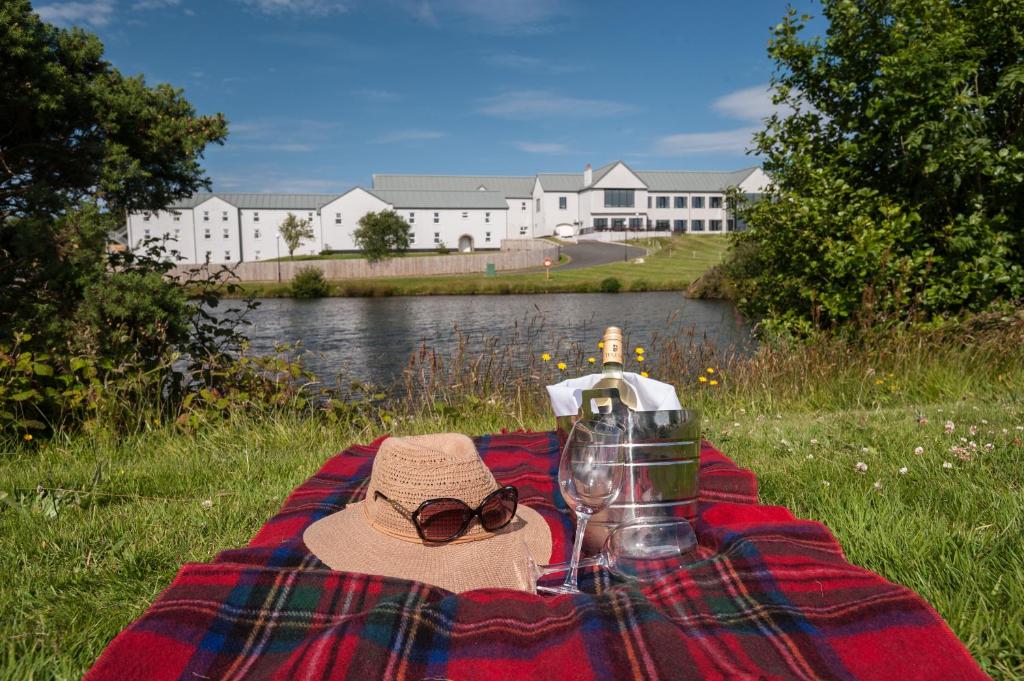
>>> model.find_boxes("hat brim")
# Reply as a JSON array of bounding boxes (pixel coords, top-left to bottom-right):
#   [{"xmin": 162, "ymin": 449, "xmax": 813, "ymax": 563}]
[{"xmin": 303, "ymin": 501, "xmax": 553, "ymax": 593}]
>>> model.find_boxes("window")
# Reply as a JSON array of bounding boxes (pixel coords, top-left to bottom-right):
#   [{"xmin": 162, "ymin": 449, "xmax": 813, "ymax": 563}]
[
  {"xmin": 674, "ymin": 220, "xmax": 686, "ymax": 232},
  {"xmin": 410, "ymin": 232, "xmax": 416, "ymax": 245},
  {"xmin": 692, "ymin": 196, "xmax": 705, "ymax": 209},
  {"xmin": 709, "ymin": 196, "xmax": 722, "ymax": 209},
  {"xmin": 485, "ymin": 231, "xmax": 492, "ymax": 244},
  {"xmin": 612, "ymin": 218, "xmax": 626, "ymax": 229},
  {"xmin": 409, "ymin": 212, "xmax": 415, "ymax": 223},
  {"xmin": 674, "ymin": 196, "xmax": 686, "ymax": 209},
  {"xmin": 691, "ymin": 219, "xmax": 704, "ymax": 231},
  {"xmin": 222, "ymin": 227, "xmax": 229, "ymax": 239},
  {"xmin": 222, "ymin": 211, "xmax": 228, "ymax": 222},
  {"xmin": 519, "ymin": 226, "xmax": 528, "ymax": 235},
  {"xmin": 203, "ymin": 211, "xmax": 210, "ymax": 222},
  {"xmin": 143, "ymin": 213, "xmax": 150, "ymax": 222},
  {"xmin": 727, "ymin": 219, "xmax": 736, "ymax": 231},
  {"xmin": 647, "ymin": 196, "xmax": 652, "ymax": 208},
  {"xmin": 593, "ymin": 218, "xmax": 608, "ymax": 230},
  {"xmin": 521, "ymin": 201, "xmax": 526, "ymax": 210},
  {"xmin": 174, "ymin": 228, "xmax": 181, "ymax": 239},
  {"xmin": 224, "ymin": 250, "xmax": 231, "ymax": 260},
  {"xmin": 559, "ymin": 196, "xmax": 567, "ymax": 210},
  {"xmin": 204, "ymin": 228, "xmax": 211, "ymax": 239},
  {"xmin": 173, "ymin": 212, "xmax": 181, "ymax": 222},
  {"xmin": 307, "ymin": 212, "xmax": 313, "ymax": 220},
  {"xmin": 253, "ymin": 212, "xmax": 260, "ymax": 223},
  {"xmin": 254, "ymin": 250, "xmax": 261, "ymax": 259},
  {"xmin": 433, "ymin": 212, "xmax": 439, "ymax": 224},
  {"xmin": 144, "ymin": 228, "xmax": 151, "ymax": 237},
  {"xmin": 536, "ymin": 198, "xmax": 541, "ymax": 211},
  {"xmin": 254, "ymin": 228, "xmax": 261, "ymax": 239},
  {"xmin": 628, "ymin": 217, "xmax": 643, "ymax": 230},
  {"xmin": 655, "ymin": 220, "xmax": 670, "ymax": 231},
  {"xmin": 335, "ymin": 213, "xmax": 342, "ymax": 225},
  {"xmin": 485, "ymin": 212, "xmax": 490, "ymax": 223},
  {"xmin": 709, "ymin": 219, "xmax": 722, "ymax": 231},
  {"xmin": 656, "ymin": 196, "xmax": 669, "ymax": 209},
  {"xmin": 462, "ymin": 212, "xmax": 468, "ymax": 219},
  {"xmin": 604, "ymin": 189, "xmax": 635, "ymax": 208},
  {"xmin": 433, "ymin": 232, "xmax": 440, "ymax": 244}
]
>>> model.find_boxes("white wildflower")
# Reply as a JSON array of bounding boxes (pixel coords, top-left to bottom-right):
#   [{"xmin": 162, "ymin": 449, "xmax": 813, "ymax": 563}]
[
  {"xmin": 201, "ymin": 499, "xmax": 213, "ymax": 509},
  {"xmin": 914, "ymin": 446, "xmax": 924, "ymax": 455},
  {"xmin": 942, "ymin": 461, "xmax": 953, "ymax": 469},
  {"xmin": 806, "ymin": 454, "xmax": 814, "ymax": 460},
  {"xmin": 981, "ymin": 419, "xmax": 989, "ymax": 425},
  {"xmin": 969, "ymin": 425, "xmax": 978, "ymax": 436},
  {"xmin": 822, "ymin": 480, "xmax": 831, "ymax": 487},
  {"xmin": 810, "ymin": 438, "xmax": 819, "ymax": 445},
  {"xmin": 855, "ymin": 461, "xmax": 868, "ymax": 473},
  {"xmin": 944, "ymin": 420, "xmax": 955, "ymax": 434},
  {"xmin": 873, "ymin": 480, "xmax": 883, "ymax": 490},
  {"xmin": 898, "ymin": 466, "xmax": 908, "ymax": 475},
  {"xmin": 984, "ymin": 443, "xmax": 994, "ymax": 451}
]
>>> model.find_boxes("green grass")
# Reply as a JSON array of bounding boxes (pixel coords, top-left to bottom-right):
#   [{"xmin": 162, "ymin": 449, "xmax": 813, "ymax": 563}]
[
  {"xmin": 3, "ymin": 317, "xmax": 1022, "ymax": 678},
  {"xmin": 235, "ymin": 234, "xmax": 730, "ymax": 297}
]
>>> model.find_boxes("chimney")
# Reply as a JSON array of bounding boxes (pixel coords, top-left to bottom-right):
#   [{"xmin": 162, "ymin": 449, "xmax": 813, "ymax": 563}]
[{"xmin": 584, "ymin": 163, "xmax": 592, "ymax": 186}]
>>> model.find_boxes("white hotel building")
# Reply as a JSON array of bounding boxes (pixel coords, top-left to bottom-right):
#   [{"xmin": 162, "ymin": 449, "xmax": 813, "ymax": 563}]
[{"xmin": 126, "ymin": 161, "xmax": 768, "ymax": 265}]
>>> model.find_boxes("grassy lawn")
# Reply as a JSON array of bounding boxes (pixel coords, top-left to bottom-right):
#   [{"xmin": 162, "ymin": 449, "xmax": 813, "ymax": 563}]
[
  {"xmin": 2, "ymin": 317, "xmax": 1023, "ymax": 678},
  {"xmin": 235, "ymin": 234, "xmax": 731, "ymax": 297}
]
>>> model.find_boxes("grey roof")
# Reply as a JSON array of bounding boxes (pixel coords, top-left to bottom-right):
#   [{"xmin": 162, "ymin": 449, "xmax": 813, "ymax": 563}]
[
  {"xmin": 589, "ymin": 161, "xmax": 619, "ymax": 185},
  {"xmin": 366, "ymin": 189, "xmax": 509, "ymax": 209},
  {"xmin": 537, "ymin": 173, "xmax": 585, "ymax": 191},
  {"xmin": 636, "ymin": 168, "xmax": 759, "ymax": 192},
  {"xmin": 372, "ymin": 174, "xmax": 536, "ymax": 198},
  {"xmin": 168, "ymin": 192, "xmax": 340, "ymax": 210}
]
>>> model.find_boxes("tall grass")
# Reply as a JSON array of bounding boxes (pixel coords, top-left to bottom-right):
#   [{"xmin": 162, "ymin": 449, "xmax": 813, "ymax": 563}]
[{"xmin": 2, "ymin": 312, "xmax": 1023, "ymax": 678}]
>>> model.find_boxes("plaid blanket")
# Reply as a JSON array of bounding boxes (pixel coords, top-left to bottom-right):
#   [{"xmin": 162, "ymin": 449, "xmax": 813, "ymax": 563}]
[{"xmin": 87, "ymin": 432, "xmax": 987, "ymax": 680}]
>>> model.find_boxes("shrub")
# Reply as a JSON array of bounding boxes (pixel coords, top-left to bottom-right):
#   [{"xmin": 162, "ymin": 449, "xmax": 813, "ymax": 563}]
[
  {"xmin": 436, "ymin": 241, "xmax": 451, "ymax": 255},
  {"xmin": 599, "ymin": 277, "xmax": 621, "ymax": 293},
  {"xmin": 290, "ymin": 267, "xmax": 329, "ymax": 298}
]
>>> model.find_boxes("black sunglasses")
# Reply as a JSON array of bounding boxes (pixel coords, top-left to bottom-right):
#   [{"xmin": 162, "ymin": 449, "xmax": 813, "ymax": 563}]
[{"xmin": 373, "ymin": 486, "xmax": 518, "ymax": 543}]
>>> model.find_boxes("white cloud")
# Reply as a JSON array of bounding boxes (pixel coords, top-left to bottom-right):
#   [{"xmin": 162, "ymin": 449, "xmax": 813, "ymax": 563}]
[
  {"xmin": 478, "ymin": 90, "xmax": 638, "ymax": 120},
  {"xmin": 354, "ymin": 89, "xmax": 402, "ymax": 103},
  {"xmin": 483, "ymin": 52, "xmax": 580, "ymax": 73},
  {"xmin": 711, "ymin": 84, "xmax": 784, "ymax": 122},
  {"xmin": 236, "ymin": 0, "xmax": 350, "ymax": 15},
  {"xmin": 372, "ymin": 129, "xmax": 446, "ymax": 143},
  {"xmin": 515, "ymin": 142, "xmax": 570, "ymax": 154},
  {"xmin": 652, "ymin": 128, "xmax": 757, "ymax": 156},
  {"xmin": 401, "ymin": 0, "xmax": 567, "ymax": 33},
  {"xmin": 132, "ymin": 0, "xmax": 181, "ymax": 10},
  {"xmin": 35, "ymin": 1, "xmax": 115, "ymax": 27}
]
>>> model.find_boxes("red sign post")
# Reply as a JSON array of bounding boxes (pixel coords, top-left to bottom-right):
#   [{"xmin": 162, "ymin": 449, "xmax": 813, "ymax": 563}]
[{"xmin": 544, "ymin": 256, "xmax": 552, "ymax": 279}]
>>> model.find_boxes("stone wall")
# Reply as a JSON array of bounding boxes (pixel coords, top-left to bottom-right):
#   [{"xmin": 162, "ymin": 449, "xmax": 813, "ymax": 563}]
[{"xmin": 167, "ymin": 240, "xmax": 557, "ymax": 282}]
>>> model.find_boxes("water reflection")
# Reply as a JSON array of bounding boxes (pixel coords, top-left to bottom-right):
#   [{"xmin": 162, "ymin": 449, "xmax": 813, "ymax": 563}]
[{"xmin": 228, "ymin": 292, "xmax": 751, "ymax": 387}]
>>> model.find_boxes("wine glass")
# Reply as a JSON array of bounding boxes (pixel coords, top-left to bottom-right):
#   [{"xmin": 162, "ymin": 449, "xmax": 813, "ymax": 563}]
[
  {"xmin": 552, "ymin": 418, "xmax": 625, "ymax": 594},
  {"xmin": 512, "ymin": 518, "xmax": 698, "ymax": 594}
]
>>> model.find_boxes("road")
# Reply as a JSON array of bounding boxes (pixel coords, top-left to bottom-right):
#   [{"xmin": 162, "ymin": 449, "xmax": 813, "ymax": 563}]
[{"xmin": 556, "ymin": 239, "xmax": 647, "ymax": 270}]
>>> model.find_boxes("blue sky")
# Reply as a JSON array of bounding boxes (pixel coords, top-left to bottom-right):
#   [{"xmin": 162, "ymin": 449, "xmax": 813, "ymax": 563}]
[{"xmin": 34, "ymin": 0, "xmax": 820, "ymax": 193}]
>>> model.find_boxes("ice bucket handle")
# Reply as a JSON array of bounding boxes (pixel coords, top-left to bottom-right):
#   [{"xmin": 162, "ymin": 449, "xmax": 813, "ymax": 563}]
[{"xmin": 580, "ymin": 387, "xmax": 622, "ymax": 419}]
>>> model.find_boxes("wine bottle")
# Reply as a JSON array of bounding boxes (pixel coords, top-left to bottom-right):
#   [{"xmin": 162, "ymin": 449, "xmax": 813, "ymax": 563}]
[{"xmin": 592, "ymin": 326, "xmax": 639, "ymax": 410}]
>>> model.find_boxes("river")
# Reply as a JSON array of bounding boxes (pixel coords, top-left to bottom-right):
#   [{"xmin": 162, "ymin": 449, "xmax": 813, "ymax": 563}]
[{"xmin": 229, "ymin": 292, "xmax": 751, "ymax": 387}]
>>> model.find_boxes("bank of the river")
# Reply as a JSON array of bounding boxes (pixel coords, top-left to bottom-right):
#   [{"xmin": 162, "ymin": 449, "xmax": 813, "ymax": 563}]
[{"xmin": 228, "ymin": 235, "xmax": 729, "ymax": 298}]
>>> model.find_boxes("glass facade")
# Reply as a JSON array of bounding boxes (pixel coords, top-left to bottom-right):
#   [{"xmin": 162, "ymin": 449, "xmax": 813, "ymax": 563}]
[
  {"xmin": 691, "ymin": 219, "xmax": 704, "ymax": 231},
  {"xmin": 656, "ymin": 196, "xmax": 669, "ymax": 209},
  {"xmin": 710, "ymin": 196, "xmax": 722, "ymax": 208},
  {"xmin": 604, "ymin": 189, "xmax": 635, "ymax": 208},
  {"xmin": 692, "ymin": 196, "xmax": 704, "ymax": 209},
  {"xmin": 593, "ymin": 218, "xmax": 608, "ymax": 229},
  {"xmin": 628, "ymin": 217, "xmax": 643, "ymax": 229},
  {"xmin": 674, "ymin": 196, "xmax": 686, "ymax": 208},
  {"xmin": 612, "ymin": 218, "xmax": 626, "ymax": 229},
  {"xmin": 674, "ymin": 220, "xmax": 686, "ymax": 231}
]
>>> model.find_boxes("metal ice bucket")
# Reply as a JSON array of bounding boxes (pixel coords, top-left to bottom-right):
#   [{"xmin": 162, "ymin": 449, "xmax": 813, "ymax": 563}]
[{"xmin": 556, "ymin": 387, "xmax": 701, "ymax": 555}]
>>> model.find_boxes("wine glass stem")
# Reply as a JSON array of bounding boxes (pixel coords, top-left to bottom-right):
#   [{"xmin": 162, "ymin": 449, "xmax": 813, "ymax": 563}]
[
  {"xmin": 563, "ymin": 509, "xmax": 591, "ymax": 590},
  {"xmin": 536, "ymin": 556, "xmax": 601, "ymax": 577}
]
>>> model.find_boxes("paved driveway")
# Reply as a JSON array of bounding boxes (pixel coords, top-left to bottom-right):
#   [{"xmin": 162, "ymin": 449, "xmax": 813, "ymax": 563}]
[{"xmin": 556, "ymin": 240, "xmax": 647, "ymax": 270}]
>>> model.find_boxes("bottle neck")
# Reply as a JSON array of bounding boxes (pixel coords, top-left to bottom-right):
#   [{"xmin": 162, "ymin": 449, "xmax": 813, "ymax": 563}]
[{"xmin": 602, "ymin": 360, "xmax": 623, "ymax": 378}]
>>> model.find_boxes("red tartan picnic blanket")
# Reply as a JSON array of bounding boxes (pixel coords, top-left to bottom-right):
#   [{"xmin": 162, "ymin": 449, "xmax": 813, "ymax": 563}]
[{"xmin": 87, "ymin": 432, "xmax": 987, "ymax": 680}]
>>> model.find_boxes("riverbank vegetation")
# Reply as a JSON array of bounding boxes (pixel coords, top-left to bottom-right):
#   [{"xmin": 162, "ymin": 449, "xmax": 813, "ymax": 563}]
[
  {"xmin": 235, "ymin": 234, "xmax": 730, "ymax": 298},
  {"xmin": 3, "ymin": 314, "xmax": 1023, "ymax": 678}
]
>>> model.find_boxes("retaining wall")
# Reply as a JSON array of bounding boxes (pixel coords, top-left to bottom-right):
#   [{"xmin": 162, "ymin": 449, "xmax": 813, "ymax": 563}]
[{"xmin": 168, "ymin": 240, "xmax": 558, "ymax": 282}]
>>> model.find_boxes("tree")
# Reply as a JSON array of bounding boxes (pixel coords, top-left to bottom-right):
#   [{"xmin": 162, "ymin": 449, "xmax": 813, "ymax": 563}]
[
  {"xmin": 727, "ymin": 0, "xmax": 1024, "ymax": 335},
  {"xmin": 1, "ymin": 0, "xmax": 227, "ymax": 355},
  {"xmin": 353, "ymin": 210, "xmax": 412, "ymax": 263},
  {"xmin": 278, "ymin": 212, "xmax": 314, "ymax": 258}
]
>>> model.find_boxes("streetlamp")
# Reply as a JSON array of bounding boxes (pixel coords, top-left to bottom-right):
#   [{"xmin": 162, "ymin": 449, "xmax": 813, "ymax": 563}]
[{"xmin": 275, "ymin": 232, "xmax": 281, "ymax": 282}]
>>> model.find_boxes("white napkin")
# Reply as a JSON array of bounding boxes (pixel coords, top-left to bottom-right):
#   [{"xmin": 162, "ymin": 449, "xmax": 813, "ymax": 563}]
[{"xmin": 545, "ymin": 372, "xmax": 683, "ymax": 417}]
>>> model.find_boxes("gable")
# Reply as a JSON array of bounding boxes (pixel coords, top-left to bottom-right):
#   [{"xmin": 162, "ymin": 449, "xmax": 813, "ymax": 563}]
[{"xmin": 591, "ymin": 162, "xmax": 646, "ymax": 189}]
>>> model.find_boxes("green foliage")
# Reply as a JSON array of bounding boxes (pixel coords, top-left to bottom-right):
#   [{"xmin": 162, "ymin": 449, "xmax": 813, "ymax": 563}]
[
  {"xmin": 278, "ymin": 213, "xmax": 314, "ymax": 257},
  {"xmin": 435, "ymin": 240, "xmax": 450, "ymax": 255},
  {"xmin": 729, "ymin": 0, "xmax": 1024, "ymax": 334},
  {"xmin": 352, "ymin": 210, "xmax": 412, "ymax": 263},
  {"xmin": 599, "ymin": 277, "xmax": 622, "ymax": 293},
  {"xmin": 290, "ymin": 266, "xmax": 329, "ymax": 298}
]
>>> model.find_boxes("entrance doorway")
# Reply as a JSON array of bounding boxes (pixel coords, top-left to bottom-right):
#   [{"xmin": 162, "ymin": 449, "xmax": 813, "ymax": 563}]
[{"xmin": 458, "ymin": 234, "xmax": 474, "ymax": 252}]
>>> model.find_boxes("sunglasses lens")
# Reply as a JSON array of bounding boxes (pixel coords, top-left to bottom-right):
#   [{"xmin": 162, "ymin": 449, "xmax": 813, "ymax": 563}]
[
  {"xmin": 480, "ymin": 487, "xmax": 517, "ymax": 531},
  {"xmin": 416, "ymin": 500, "xmax": 473, "ymax": 542}
]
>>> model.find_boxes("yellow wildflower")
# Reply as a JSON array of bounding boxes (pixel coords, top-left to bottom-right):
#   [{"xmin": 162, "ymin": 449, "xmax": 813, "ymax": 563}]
[
  {"xmin": 597, "ymin": 341, "xmax": 604, "ymax": 349},
  {"xmin": 541, "ymin": 353, "xmax": 551, "ymax": 361},
  {"xmin": 587, "ymin": 357, "xmax": 596, "ymax": 364},
  {"xmin": 557, "ymin": 362, "xmax": 567, "ymax": 371},
  {"xmin": 875, "ymin": 379, "xmax": 884, "ymax": 385},
  {"xmin": 635, "ymin": 355, "xmax": 644, "ymax": 362},
  {"xmin": 635, "ymin": 347, "xmax": 644, "ymax": 355},
  {"xmin": 640, "ymin": 371, "xmax": 649, "ymax": 378},
  {"xmin": 698, "ymin": 376, "xmax": 708, "ymax": 383},
  {"xmin": 710, "ymin": 379, "xmax": 719, "ymax": 386},
  {"xmin": 23, "ymin": 433, "xmax": 33, "ymax": 442},
  {"xmin": 706, "ymin": 367, "xmax": 715, "ymax": 374}
]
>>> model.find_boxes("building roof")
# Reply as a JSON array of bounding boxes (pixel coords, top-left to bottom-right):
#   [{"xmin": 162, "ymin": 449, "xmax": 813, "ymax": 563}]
[
  {"xmin": 536, "ymin": 173, "xmax": 585, "ymax": 191},
  {"xmin": 168, "ymin": 192, "xmax": 340, "ymax": 210},
  {"xmin": 366, "ymin": 188, "xmax": 509, "ymax": 209},
  {"xmin": 589, "ymin": 161, "xmax": 619, "ymax": 186},
  {"xmin": 372, "ymin": 174, "xmax": 536, "ymax": 198},
  {"xmin": 636, "ymin": 168, "xmax": 760, "ymax": 192}
]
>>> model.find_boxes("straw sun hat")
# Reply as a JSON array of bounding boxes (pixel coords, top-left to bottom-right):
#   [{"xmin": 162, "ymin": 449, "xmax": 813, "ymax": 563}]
[{"xmin": 303, "ymin": 433, "xmax": 552, "ymax": 593}]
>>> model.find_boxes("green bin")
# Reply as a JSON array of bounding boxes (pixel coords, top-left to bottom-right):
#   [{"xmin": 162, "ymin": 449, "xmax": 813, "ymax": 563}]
[{"xmin": 485, "ymin": 263, "xmax": 496, "ymax": 277}]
